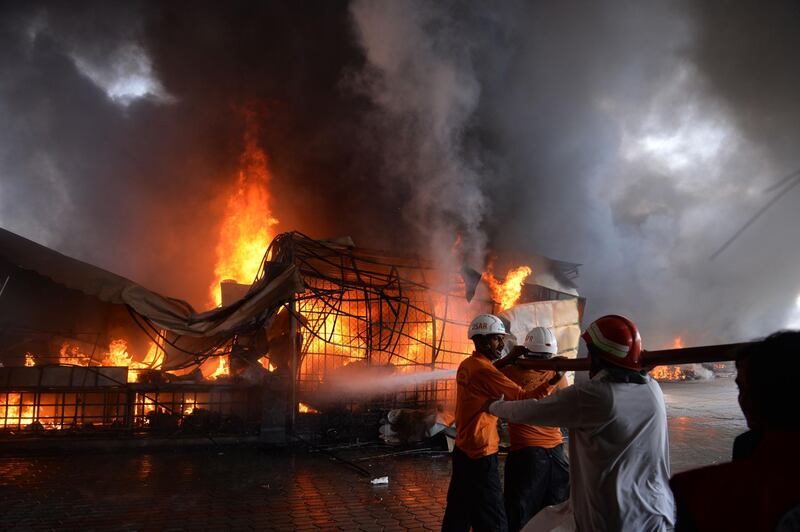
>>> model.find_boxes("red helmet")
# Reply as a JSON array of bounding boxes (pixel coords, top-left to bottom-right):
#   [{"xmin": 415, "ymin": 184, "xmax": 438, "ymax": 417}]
[{"xmin": 581, "ymin": 315, "xmax": 642, "ymax": 370}]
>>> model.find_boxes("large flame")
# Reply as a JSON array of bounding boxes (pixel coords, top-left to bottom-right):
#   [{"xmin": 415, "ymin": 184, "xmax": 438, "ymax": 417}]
[
  {"xmin": 56, "ymin": 338, "xmax": 165, "ymax": 383},
  {"xmin": 0, "ymin": 393, "xmax": 35, "ymax": 428},
  {"xmin": 105, "ymin": 339, "xmax": 133, "ymax": 367},
  {"xmin": 301, "ymin": 308, "xmax": 368, "ymax": 384},
  {"xmin": 484, "ymin": 265, "xmax": 533, "ymax": 311},
  {"xmin": 3, "ymin": 336, "xmax": 171, "ymax": 429},
  {"xmin": 140, "ymin": 340, "xmax": 166, "ymax": 369},
  {"xmin": 59, "ymin": 343, "xmax": 91, "ymax": 366},
  {"xmin": 209, "ymin": 113, "xmax": 279, "ymax": 307},
  {"xmin": 306, "ymin": 313, "xmax": 365, "ymax": 358}
]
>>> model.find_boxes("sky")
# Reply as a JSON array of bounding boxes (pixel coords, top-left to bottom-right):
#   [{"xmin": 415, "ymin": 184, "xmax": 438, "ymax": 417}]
[{"xmin": 1, "ymin": 0, "xmax": 800, "ymax": 348}]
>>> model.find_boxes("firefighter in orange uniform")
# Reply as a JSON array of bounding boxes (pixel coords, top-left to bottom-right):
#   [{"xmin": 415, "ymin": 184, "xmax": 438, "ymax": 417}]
[
  {"xmin": 500, "ymin": 327, "xmax": 569, "ymax": 531},
  {"xmin": 442, "ymin": 314, "xmax": 539, "ymax": 532}
]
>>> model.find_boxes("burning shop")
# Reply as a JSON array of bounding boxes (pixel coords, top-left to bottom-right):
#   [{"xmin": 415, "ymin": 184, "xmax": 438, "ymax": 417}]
[{"xmin": 0, "ymin": 227, "xmax": 584, "ymax": 444}]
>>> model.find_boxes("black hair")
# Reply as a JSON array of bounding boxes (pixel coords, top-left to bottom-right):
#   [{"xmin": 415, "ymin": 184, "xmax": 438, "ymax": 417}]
[{"xmin": 736, "ymin": 330, "xmax": 800, "ymax": 430}]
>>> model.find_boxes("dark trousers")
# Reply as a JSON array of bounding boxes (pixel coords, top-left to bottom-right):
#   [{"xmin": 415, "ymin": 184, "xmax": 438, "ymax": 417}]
[
  {"xmin": 442, "ymin": 447, "xmax": 508, "ymax": 532},
  {"xmin": 503, "ymin": 445, "xmax": 570, "ymax": 532}
]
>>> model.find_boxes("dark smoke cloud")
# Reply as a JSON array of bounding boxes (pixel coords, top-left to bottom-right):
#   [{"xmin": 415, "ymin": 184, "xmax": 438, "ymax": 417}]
[
  {"xmin": 0, "ymin": 1, "xmax": 235, "ymax": 303},
  {"xmin": 0, "ymin": 0, "xmax": 415, "ymax": 307},
  {"xmin": 348, "ymin": 0, "xmax": 800, "ymax": 345},
  {"xmin": 689, "ymin": 2, "xmax": 800, "ymax": 166},
  {"xmin": 2, "ymin": 1, "xmax": 800, "ymax": 345}
]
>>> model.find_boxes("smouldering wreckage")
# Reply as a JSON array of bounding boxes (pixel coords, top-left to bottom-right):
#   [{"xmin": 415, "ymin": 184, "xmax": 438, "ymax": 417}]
[{"xmin": 0, "ymin": 227, "xmax": 588, "ymax": 442}]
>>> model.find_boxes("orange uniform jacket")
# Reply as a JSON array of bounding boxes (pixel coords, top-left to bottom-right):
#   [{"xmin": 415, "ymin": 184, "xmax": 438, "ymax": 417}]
[
  {"xmin": 454, "ymin": 352, "xmax": 538, "ymax": 458},
  {"xmin": 501, "ymin": 364, "xmax": 567, "ymax": 450}
]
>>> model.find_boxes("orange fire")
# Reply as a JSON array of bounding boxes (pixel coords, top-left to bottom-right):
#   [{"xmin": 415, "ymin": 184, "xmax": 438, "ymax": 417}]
[
  {"xmin": 649, "ymin": 336, "xmax": 687, "ymax": 381},
  {"xmin": 298, "ymin": 402, "xmax": 319, "ymax": 414},
  {"xmin": 139, "ymin": 340, "xmax": 166, "ymax": 369},
  {"xmin": 209, "ymin": 112, "xmax": 279, "ymax": 307},
  {"xmin": 182, "ymin": 398, "xmax": 196, "ymax": 415},
  {"xmin": 0, "ymin": 393, "xmax": 35, "ymax": 428},
  {"xmin": 56, "ymin": 338, "xmax": 166, "ymax": 383},
  {"xmin": 105, "ymin": 339, "xmax": 133, "ymax": 367},
  {"xmin": 127, "ymin": 338, "xmax": 166, "ymax": 382},
  {"xmin": 650, "ymin": 365, "xmax": 688, "ymax": 381},
  {"xmin": 104, "ymin": 339, "xmax": 139, "ymax": 382},
  {"xmin": 259, "ymin": 357, "xmax": 277, "ymax": 372},
  {"xmin": 306, "ymin": 313, "xmax": 365, "ymax": 357},
  {"xmin": 209, "ymin": 356, "xmax": 230, "ymax": 380},
  {"xmin": 405, "ymin": 322, "xmax": 434, "ymax": 363},
  {"xmin": 301, "ymin": 308, "xmax": 368, "ymax": 384},
  {"xmin": 24, "ymin": 353, "xmax": 35, "ymax": 367},
  {"xmin": 59, "ymin": 342, "xmax": 91, "ymax": 366},
  {"xmin": 135, "ymin": 395, "xmax": 156, "ymax": 423},
  {"xmin": 484, "ymin": 264, "xmax": 533, "ymax": 311}
]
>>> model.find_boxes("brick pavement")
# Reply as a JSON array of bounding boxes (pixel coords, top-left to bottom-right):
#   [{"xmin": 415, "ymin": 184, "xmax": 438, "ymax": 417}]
[
  {"xmin": 0, "ymin": 377, "xmax": 747, "ymax": 531},
  {"xmin": 0, "ymin": 446, "xmax": 451, "ymax": 531}
]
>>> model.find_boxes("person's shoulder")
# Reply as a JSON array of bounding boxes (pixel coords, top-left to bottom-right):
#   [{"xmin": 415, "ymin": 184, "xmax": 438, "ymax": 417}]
[
  {"xmin": 670, "ymin": 460, "xmax": 744, "ymax": 496},
  {"xmin": 458, "ymin": 354, "xmax": 484, "ymax": 375},
  {"xmin": 571, "ymin": 375, "xmax": 618, "ymax": 409},
  {"xmin": 576, "ymin": 374, "xmax": 610, "ymax": 392}
]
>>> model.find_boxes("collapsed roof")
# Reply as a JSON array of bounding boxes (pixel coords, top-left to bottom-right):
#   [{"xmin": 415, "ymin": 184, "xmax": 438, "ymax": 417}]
[{"xmin": 0, "ymin": 228, "xmax": 581, "ymax": 373}]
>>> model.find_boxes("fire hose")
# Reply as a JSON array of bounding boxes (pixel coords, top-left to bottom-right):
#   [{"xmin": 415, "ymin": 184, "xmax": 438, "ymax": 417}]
[{"xmin": 494, "ymin": 342, "xmax": 754, "ymax": 372}]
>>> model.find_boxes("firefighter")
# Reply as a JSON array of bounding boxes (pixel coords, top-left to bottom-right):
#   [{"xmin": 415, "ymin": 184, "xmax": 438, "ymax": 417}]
[
  {"xmin": 500, "ymin": 327, "xmax": 569, "ymax": 532},
  {"xmin": 442, "ymin": 314, "xmax": 541, "ymax": 532},
  {"xmin": 486, "ymin": 315, "xmax": 675, "ymax": 531}
]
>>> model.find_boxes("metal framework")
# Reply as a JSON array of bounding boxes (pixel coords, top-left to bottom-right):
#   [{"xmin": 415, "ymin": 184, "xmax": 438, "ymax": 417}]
[
  {"xmin": 260, "ymin": 233, "xmax": 487, "ymax": 410},
  {"xmin": 0, "ymin": 378, "xmax": 260, "ymax": 434}
]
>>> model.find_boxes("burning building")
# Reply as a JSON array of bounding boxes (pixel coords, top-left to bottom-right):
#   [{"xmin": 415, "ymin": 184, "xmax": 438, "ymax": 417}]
[
  {"xmin": 0, "ymin": 226, "xmax": 583, "ymax": 443},
  {"xmin": 247, "ymin": 233, "xmax": 583, "ymax": 411}
]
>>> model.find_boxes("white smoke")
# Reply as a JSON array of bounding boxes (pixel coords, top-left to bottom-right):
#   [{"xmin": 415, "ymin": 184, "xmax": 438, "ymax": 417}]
[
  {"xmin": 348, "ymin": 1, "xmax": 800, "ymax": 347},
  {"xmin": 69, "ymin": 42, "xmax": 173, "ymax": 106},
  {"xmin": 348, "ymin": 0, "xmax": 488, "ymax": 270}
]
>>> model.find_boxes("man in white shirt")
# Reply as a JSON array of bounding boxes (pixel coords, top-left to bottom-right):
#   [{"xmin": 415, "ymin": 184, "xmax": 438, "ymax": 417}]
[{"xmin": 487, "ymin": 315, "xmax": 675, "ymax": 531}]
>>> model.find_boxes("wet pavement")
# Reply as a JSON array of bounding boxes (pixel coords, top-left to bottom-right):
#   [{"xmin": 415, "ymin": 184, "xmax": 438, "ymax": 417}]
[
  {"xmin": 662, "ymin": 376, "xmax": 747, "ymax": 473},
  {"xmin": 0, "ymin": 377, "xmax": 747, "ymax": 531}
]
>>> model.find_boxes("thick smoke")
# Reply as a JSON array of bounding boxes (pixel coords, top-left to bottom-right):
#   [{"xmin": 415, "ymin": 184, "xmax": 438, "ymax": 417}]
[
  {"xmin": 0, "ymin": 1, "xmax": 233, "ymax": 302},
  {"xmin": 348, "ymin": 0, "xmax": 800, "ymax": 345},
  {"xmin": 348, "ymin": 0, "xmax": 488, "ymax": 270},
  {"xmin": 2, "ymin": 1, "xmax": 800, "ymax": 346},
  {"xmin": 0, "ymin": 1, "xmax": 411, "ymax": 305}
]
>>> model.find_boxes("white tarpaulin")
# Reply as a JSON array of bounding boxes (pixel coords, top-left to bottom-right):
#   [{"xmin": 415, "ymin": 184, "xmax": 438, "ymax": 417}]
[
  {"xmin": 499, "ymin": 299, "xmax": 582, "ymax": 358},
  {"xmin": 0, "ymin": 227, "xmax": 304, "ymax": 338}
]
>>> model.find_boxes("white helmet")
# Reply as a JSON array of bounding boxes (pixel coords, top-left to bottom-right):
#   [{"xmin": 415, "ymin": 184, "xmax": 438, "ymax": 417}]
[
  {"xmin": 468, "ymin": 314, "xmax": 507, "ymax": 339},
  {"xmin": 523, "ymin": 327, "xmax": 558, "ymax": 356}
]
